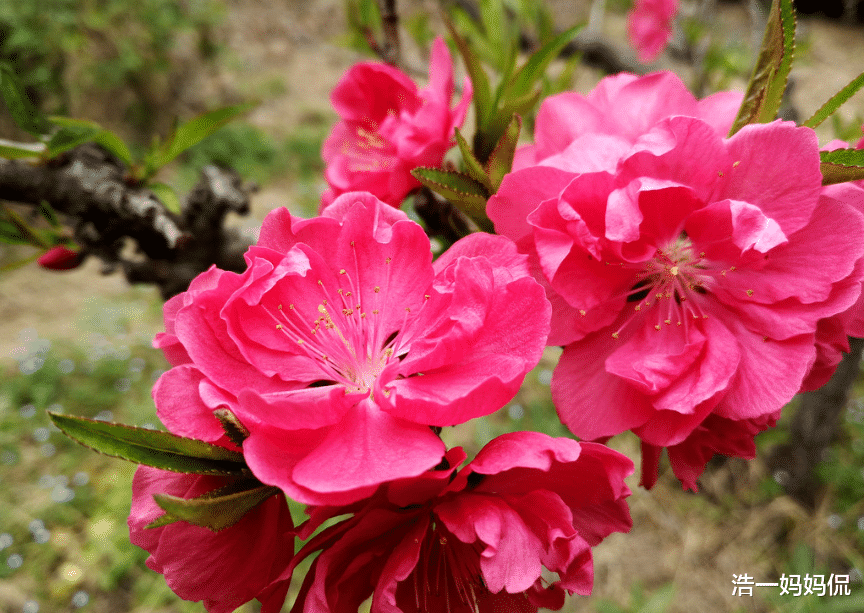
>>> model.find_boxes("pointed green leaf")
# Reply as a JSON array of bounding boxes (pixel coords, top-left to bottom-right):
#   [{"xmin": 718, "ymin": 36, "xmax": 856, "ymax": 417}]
[
  {"xmin": 38, "ymin": 200, "xmax": 62, "ymax": 229},
  {"xmin": 149, "ymin": 479, "xmax": 280, "ymax": 532},
  {"xmin": 0, "ymin": 219, "xmax": 28, "ymax": 245},
  {"xmin": 0, "ymin": 251, "xmax": 40, "ymax": 271},
  {"xmin": 46, "ymin": 124, "xmax": 103, "ymax": 158},
  {"xmin": 412, "ymin": 167, "xmax": 493, "ymax": 232},
  {"xmin": 147, "ymin": 182, "xmax": 182, "ymax": 215},
  {"xmin": 486, "ymin": 114, "xmax": 521, "ymax": 191},
  {"xmin": 728, "ymin": 0, "xmax": 796, "ymax": 136},
  {"xmin": 0, "ymin": 138, "xmax": 45, "ymax": 159},
  {"xmin": 48, "ymin": 412, "xmax": 249, "ymax": 475},
  {"xmin": 446, "ymin": 22, "xmax": 492, "ymax": 132},
  {"xmin": 455, "ymin": 127, "xmax": 492, "ymax": 191},
  {"xmin": 45, "ymin": 117, "xmax": 133, "ymax": 165},
  {"xmin": 0, "ymin": 63, "xmax": 48, "ymax": 135},
  {"xmin": 2, "ymin": 204, "xmax": 50, "ymax": 248},
  {"xmin": 803, "ymin": 71, "xmax": 864, "ymax": 129},
  {"xmin": 213, "ymin": 408, "xmax": 250, "ymax": 448},
  {"xmin": 820, "ymin": 148, "xmax": 864, "ymax": 185},
  {"xmin": 636, "ymin": 584, "xmax": 675, "ymax": 613},
  {"xmin": 479, "ymin": 0, "xmax": 508, "ymax": 66},
  {"xmin": 506, "ymin": 24, "xmax": 581, "ymax": 100},
  {"xmin": 151, "ymin": 102, "xmax": 256, "ymax": 172}
]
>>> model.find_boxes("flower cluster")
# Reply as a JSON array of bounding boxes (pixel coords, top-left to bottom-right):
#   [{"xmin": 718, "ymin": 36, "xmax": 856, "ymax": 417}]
[
  {"xmin": 489, "ymin": 71, "xmax": 864, "ymax": 490},
  {"xmin": 627, "ymin": 0, "xmax": 679, "ymax": 63},
  {"xmin": 117, "ymin": 29, "xmax": 864, "ymax": 613},
  {"xmin": 133, "ymin": 192, "xmax": 634, "ymax": 611},
  {"xmin": 321, "ymin": 37, "xmax": 472, "ymax": 209}
]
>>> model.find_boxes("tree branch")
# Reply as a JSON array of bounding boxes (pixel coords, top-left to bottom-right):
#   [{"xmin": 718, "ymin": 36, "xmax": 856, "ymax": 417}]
[
  {"xmin": 0, "ymin": 143, "xmax": 253, "ymax": 299},
  {"xmin": 768, "ymin": 337, "xmax": 864, "ymax": 509},
  {"xmin": 378, "ymin": 0, "xmax": 401, "ymax": 67}
]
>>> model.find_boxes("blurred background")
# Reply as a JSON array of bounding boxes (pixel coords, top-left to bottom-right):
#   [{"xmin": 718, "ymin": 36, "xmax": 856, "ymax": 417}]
[{"xmin": 1, "ymin": 0, "xmax": 863, "ymax": 611}]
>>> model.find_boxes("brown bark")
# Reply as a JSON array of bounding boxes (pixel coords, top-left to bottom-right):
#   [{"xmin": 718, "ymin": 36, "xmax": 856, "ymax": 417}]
[
  {"xmin": 768, "ymin": 337, "xmax": 864, "ymax": 509},
  {"xmin": 0, "ymin": 143, "xmax": 253, "ymax": 298}
]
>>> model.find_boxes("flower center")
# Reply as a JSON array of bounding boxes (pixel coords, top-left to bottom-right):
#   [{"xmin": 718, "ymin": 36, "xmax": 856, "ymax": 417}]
[
  {"xmin": 406, "ymin": 518, "xmax": 486, "ymax": 613},
  {"xmin": 611, "ymin": 235, "xmax": 722, "ymax": 339},
  {"xmin": 262, "ymin": 249, "xmax": 427, "ymax": 397}
]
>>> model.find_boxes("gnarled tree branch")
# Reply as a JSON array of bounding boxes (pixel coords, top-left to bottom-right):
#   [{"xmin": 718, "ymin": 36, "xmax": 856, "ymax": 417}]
[{"xmin": 0, "ymin": 143, "xmax": 253, "ymax": 298}]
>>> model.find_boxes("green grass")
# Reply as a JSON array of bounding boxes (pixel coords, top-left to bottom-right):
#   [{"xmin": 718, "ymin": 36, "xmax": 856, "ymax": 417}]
[
  {"xmin": 2, "ymin": 328, "xmax": 863, "ymax": 612},
  {"xmin": 0, "ymin": 336, "xmax": 239, "ymax": 612}
]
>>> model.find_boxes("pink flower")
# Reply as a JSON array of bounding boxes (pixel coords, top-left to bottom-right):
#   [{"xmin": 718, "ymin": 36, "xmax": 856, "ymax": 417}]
[
  {"xmin": 277, "ymin": 432, "xmax": 633, "ymax": 613},
  {"xmin": 627, "ymin": 0, "xmax": 679, "ymax": 63},
  {"xmin": 489, "ymin": 117, "xmax": 864, "ymax": 490},
  {"xmin": 153, "ymin": 192, "xmax": 550, "ymax": 505},
  {"xmin": 798, "ymin": 137, "xmax": 864, "ymax": 391},
  {"xmin": 513, "ymin": 71, "xmax": 742, "ymax": 173},
  {"xmin": 37, "ymin": 245, "xmax": 81, "ymax": 270},
  {"xmin": 128, "ymin": 466, "xmax": 295, "ymax": 613},
  {"xmin": 321, "ymin": 37, "xmax": 472, "ymax": 208}
]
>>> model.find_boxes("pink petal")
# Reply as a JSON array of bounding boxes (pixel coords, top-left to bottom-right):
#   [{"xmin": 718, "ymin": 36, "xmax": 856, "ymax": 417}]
[
  {"xmin": 711, "ymin": 314, "xmax": 816, "ymax": 420},
  {"xmin": 291, "ymin": 397, "xmax": 445, "ymax": 494},
  {"xmin": 488, "ymin": 166, "xmax": 576, "ymax": 243},
  {"xmin": 718, "ymin": 121, "xmax": 822, "ymax": 236},
  {"xmin": 152, "ymin": 365, "xmax": 227, "ymax": 442},
  {"xmin": 128, "ymin": 467, "xmax": 294, "ymax": 613},
  {"xmin": 553, "ymin": 327, "xmax": 656, "ymax": 440}
]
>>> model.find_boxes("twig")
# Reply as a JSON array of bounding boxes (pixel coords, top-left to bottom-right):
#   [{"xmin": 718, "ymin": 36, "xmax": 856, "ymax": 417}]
[{"xmin": 378, "ymin": 0, "xmax": 402, "ymax": 67}]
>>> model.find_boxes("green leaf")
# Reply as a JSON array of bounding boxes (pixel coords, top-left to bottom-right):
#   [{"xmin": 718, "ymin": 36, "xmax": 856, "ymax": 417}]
[
  {"xmin": 0, "ymin": 252, "xmax": 40, "ymax": 271},
  {"xmin": 1, "ymin": 204, "xmax": 50, "ymax": 248},
  {"xmin": 506, "ymin": 24, "xmax": 581, "ymax": 100},
  {"xmin": 486, "ymin": 114, "xmax": 521, "ymax": 191},
  {"xmin": 213, "ymin": 408, "xmax": 250, "ymax": 448},
  {"xmin": 148, "ymin": 102, "xmax": 256, "ymax": 174},
  {"xmin": 46, "ymin": 123, "xmax": 103, "ymax": 158},
  {"xmin": 0, "ymin": 62, "xmax": 48, "ymax": 135},
  {"xmin": 728, "ymin": 0, "xmax": 796, "ymax": 136},
  {"xmin": 636, "ymin": 584, "xmax": 675, "ymax": 613},
  {"xmin": 803, "ymin": 71, "xmax": 864, "ymax": 129},
  {"xmin": 820, "ymin": 148, "xmax": 864, "ymax": 185},
  {"xmin": 147, "ymin": 182, "xmax": 182, "ymax": 215},
  {"xmin": 38, "ymin": 200, "xmax": 62, "ymax": 229},
  {"xmin": 0, "ymin": 138, "xmax": 45, "ymax": 159},
  {"xmin": 479, "ymin": 0, "xmax": 509, "ymax": 70},
  {"xmin": 412, "ymin": 167, "xmax": 492, "ymax": 232},
  {"xmin": 46, "ymin": 117, "xmax": 133, "ymax": 165},
  {"xmin": 0, "ymin": 219, "xmax": 28, "ymax": 245},
  {"xmin": 446, "ymin": 22, "xmax": 492, "ymax": 137},
  {"xmin": 48, "ymin": 412, "xmax": 249, "ymax": 476},
  {"xmin": 454, "ymin": 127, "xmax": 492, "ymax": 191},
  {"xmin": 149, "ymin": 478, "xmax": 280, "ymax": 532}
]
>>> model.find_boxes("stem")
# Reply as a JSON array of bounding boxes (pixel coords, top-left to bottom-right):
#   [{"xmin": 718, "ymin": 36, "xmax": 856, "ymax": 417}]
[
  {"xmin": 378, "ymin": 0, "xmax": 401, "ymax": 67},
  {"xmin": 768, "ymin": 337, "xmax": 864, "ymax": 509}
]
